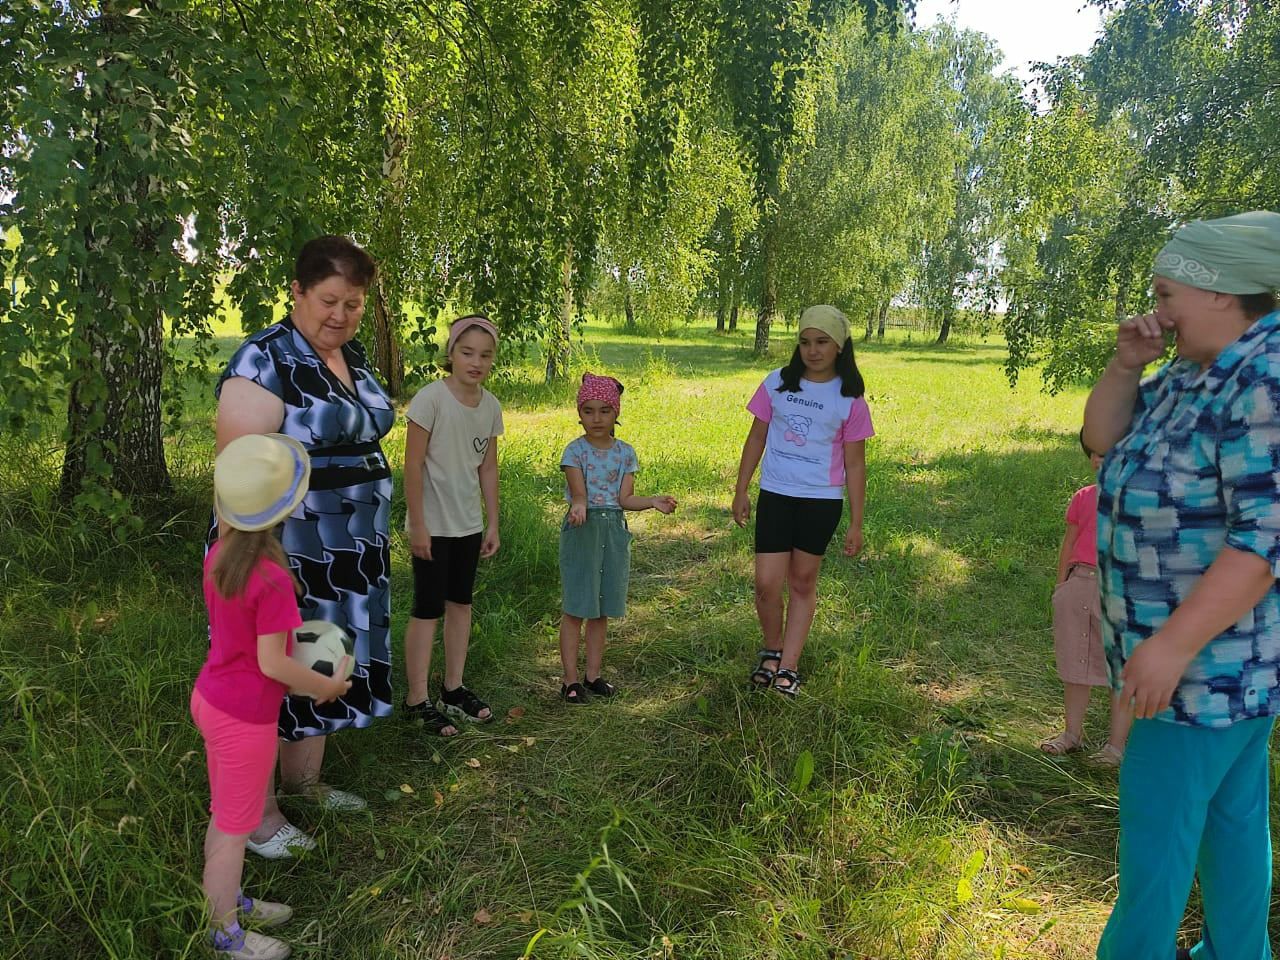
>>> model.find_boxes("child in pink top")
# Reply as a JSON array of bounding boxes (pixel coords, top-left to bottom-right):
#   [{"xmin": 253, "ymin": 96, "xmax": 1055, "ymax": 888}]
[
  {"xmin": 194, "ymin": 434, "xmax": 351, "ymax": 960},
  {"xmin": 732, "ymin": 306, "xmax": 873, "ymax": 698},
  {"xmin": 1040, "ymin": 439, "xmax": 1131, "ymax": 766}
]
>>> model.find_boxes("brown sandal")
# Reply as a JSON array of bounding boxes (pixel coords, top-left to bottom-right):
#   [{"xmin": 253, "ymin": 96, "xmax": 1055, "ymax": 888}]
[{"xmin": 1039, "ymin": 730, "xmax": 1083, "ymax": 755}]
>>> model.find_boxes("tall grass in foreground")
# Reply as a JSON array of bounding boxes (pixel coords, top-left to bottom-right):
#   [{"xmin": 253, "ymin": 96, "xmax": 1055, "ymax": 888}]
[{"xmin": 3, "ymin": 326, "xmax": 1269, "ymax": 958}]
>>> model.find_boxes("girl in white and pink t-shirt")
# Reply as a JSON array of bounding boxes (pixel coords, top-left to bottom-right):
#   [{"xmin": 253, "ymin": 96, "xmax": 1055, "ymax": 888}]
[{"xmin": 732, "ymin": 305, "xmax": 874, "ymax": 697}]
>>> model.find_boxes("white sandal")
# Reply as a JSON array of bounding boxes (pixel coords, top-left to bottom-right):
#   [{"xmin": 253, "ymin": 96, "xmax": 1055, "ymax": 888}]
[
  {"xmin": 1089, "ymin": 743, "xmax": 1124, "ymax": 767},
  {"xmin": 241, "ymin": 895, "xmax": 293, "ymax": 929},
  {"xmin": 315, "ymin": 786, "xmax": 366, "ymax": 811},
  {"xmin": 246, "ymin": 823, "xmax": 316, "ymax": 860},
  {"xmin": 1039, "ymin": 730, "xmax": 1083, "ymax": 756},
  {"xmin": 211, "ymin": 928, "xmax": 291, "ymax": 959}
]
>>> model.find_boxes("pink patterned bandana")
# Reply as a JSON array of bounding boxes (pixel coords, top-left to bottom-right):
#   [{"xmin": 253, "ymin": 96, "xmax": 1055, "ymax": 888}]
[
  {"xmin": 577, "ymin": 373, "xmax": 621, "ymax": 413},
  {"xmin": 446, "ymin": 314, "xmax": 499, "ymax": 354}
]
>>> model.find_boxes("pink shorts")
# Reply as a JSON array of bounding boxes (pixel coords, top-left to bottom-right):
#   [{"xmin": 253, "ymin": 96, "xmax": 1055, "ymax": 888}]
[
  {"xmin": 1051, "ymin": 564, "xmax": 1109, "ymax": 687},
  {"xmin": 190, "ymin": 688, "xmax": 278, "ymax": 835}
]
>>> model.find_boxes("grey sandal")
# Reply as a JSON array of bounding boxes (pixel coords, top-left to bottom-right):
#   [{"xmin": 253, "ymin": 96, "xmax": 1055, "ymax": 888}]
[
  {"xmin": 771, "ymin": 668, "xmax": 801, "ymax": 698},
  {"xmin": 750, "ymin": 649, "xmax": 782, "ymax": 687}
]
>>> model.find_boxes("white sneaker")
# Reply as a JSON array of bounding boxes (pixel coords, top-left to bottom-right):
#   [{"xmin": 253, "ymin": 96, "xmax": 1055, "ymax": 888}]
[
  {"xmin": 245, "ymin": 823, "xmax": 316, "ymax": 860},
  {"xmin": 213, "ymin": 929, "xmax": 291, "ymax": 959},
  {"xmin": 286, "ymin": 784, "xmax": 368, "ymax": 812},
  {"xmin": 315, "ymin": 786, "xmax": 367, "ymax": 812}
]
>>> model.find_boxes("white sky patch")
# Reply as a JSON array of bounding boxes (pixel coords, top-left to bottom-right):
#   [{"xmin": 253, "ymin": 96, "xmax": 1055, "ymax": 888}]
[{"xmin": 913, "ymin": 0, "xmax": 1105, "ymax": 85}]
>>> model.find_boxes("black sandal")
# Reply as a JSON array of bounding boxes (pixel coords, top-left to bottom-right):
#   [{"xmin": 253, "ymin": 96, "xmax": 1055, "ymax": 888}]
[
  {"xmin": 750, "ymin": 649, "xmax": 782, "ymax": 687},
  {"xmin": 560, "ymin": 682, "xmax": 588, "ymax": 704},
  {"xmin": 437, "ymin": 685, "xmax": 493, "ymax": 723},
  {"xmin": 403, "ymin": 699, "xmax": 460, "ymax": 736},
  {"xmin": 772, "ymin": 668, "xmax": 801, "ymax": 699},
  {"xmin": 583, "ymin": 675, "xmax": 616, "ymax": 697}
]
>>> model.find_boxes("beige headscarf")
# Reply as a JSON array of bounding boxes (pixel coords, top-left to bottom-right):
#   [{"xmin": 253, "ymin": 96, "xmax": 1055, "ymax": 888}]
[{"xmin": 798, "ymin": 305, "xmax": 849, "ymax": 347}]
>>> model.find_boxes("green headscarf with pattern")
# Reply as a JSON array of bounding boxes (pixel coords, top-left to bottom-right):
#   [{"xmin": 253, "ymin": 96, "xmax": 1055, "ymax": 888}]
[{"xmin": 1154, "ymin": 211, "xmax": 1280, "ymax": 295}]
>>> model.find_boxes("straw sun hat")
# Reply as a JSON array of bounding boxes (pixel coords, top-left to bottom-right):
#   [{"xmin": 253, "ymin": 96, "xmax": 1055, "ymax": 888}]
[{"xmin": 214, "ymin": 433, "xmax": 311, "ymax": 532}]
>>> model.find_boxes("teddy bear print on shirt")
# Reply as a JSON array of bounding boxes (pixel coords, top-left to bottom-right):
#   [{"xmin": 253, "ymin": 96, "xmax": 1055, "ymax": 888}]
[{"xmin": 782, "ymin": 413, "xmax": 812, "ymax": 447}]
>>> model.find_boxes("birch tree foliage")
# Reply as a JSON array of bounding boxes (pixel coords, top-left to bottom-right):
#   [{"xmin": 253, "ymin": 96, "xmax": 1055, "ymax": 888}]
[
  {"xmin": 715, "ymin": 0, "xmax": 914, "ymax": 353},
  {"xmin": 0, "ymin": 1, "xmax": 317, "ymax": 522},
  {"xmin": 1001, "ymin": 0, "xmax": 1280, "ymax": 389},
  {"xmin": 774, "ymin": 16, "xmax": 956, "ymax": 326}
]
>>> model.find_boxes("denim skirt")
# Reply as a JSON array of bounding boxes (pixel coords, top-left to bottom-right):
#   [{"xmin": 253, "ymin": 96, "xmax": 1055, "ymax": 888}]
[{"xmin": 560, "ymin": 509, "xmax": 632, "ymax": 619}]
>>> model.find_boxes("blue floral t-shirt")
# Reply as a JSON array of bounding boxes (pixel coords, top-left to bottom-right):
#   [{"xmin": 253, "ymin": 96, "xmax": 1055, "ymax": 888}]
[{"xmin": 560, "ymin": 437, "xmax": 638, "ymax": 509}]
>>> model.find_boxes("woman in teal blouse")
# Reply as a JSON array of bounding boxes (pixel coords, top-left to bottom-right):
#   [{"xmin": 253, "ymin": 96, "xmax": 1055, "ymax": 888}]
[{"xmin": 1084, "ymin": 211, "xmax": 1280, "ymax": 960}]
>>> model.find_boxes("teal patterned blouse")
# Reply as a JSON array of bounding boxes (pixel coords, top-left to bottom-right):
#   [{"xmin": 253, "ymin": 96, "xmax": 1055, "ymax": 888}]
[{"xmin": 1098, "ymin": 311, "xmax": 1280, "ymax": 727}]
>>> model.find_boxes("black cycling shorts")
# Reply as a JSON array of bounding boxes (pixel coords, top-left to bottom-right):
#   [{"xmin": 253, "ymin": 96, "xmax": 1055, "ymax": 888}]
[
  {"xmin": 411, "ymin": 532, "xmax": 483, "ymax": 619},
  {"xmin": 754, "ymin": 489, "xmax": 843, "ymax": 556}
]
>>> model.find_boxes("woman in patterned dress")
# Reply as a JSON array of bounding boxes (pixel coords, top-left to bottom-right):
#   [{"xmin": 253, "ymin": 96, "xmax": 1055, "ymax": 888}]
[{"xmin": 214, "ymin": 235, "xmax": 394, "ymax": 857}]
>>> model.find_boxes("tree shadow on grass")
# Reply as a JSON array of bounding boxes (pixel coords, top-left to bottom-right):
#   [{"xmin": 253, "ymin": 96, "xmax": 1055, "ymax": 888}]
[
  {"xmin": 895, "ymin": 354, "xmax": 1016, "ymax": 368},
  {"xmin": 422, "ymin": 435, "xmax": 1131, "ymax": 950},
  {"xmin": 1, "ymin": 421, "xmax": 1152, "ymax": 958}
]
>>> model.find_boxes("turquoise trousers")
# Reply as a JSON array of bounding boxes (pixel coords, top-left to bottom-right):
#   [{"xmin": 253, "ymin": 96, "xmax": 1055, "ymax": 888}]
[{"xmin": 1097, "ymin": 716, "xmax": 1275, "ymax": 960}]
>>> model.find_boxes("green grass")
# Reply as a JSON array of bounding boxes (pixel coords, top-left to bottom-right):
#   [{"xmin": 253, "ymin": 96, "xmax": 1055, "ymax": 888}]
[{"xmin": 1, "ymin": 324, "xmax": 1262, "ymax": 958}]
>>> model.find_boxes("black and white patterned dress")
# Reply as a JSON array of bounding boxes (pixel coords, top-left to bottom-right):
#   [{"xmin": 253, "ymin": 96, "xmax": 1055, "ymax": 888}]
[{"xmin": 215, "ymin": 317, "xmax": 395, "ymax": 740}]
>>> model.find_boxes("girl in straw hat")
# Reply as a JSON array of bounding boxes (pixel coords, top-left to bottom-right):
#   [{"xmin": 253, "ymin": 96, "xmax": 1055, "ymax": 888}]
[
  {"xmin": 1083, "ymin": 211, "xmax": 1280, "ymax": 959},
  {"xmin": 193, "ymin": 434, "xmax": 351, "ymax": 960},
  {"xmin": 732, "ymin": 305, "xmax": 874, "ymax": 698}
]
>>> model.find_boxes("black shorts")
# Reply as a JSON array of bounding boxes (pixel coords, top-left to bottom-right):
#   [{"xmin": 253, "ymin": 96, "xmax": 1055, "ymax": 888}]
[
  {"xmin": 411, "ymin": 533, "xmax": 483, "ymax": 619},
  {"xmin": 754, "ymin": 489, "xmax": 843, "ymax": 556}
]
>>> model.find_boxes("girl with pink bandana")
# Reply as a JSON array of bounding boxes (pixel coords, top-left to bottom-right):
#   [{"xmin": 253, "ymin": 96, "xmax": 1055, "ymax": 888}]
[{"xmin": 558, "ymin": 373, "xmax": 677, "ymax": 703}]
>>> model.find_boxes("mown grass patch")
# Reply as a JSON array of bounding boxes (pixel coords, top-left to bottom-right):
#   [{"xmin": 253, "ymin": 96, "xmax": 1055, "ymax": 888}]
[{"xmin": 1, "ymin": 324, "xmax": 1251, "ymax": 958}]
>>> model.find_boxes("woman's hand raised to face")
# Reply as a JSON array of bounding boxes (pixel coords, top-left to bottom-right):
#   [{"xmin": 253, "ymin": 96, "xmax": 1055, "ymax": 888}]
[{"xmin": 1115, "ymin": 311, "xmax": 1173, "ymax": 372}]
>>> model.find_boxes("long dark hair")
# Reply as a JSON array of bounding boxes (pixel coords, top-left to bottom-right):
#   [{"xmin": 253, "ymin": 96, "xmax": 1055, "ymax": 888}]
[{"xmin": 776, "ymin": 339, "xmax": 865, "ymax": 398}]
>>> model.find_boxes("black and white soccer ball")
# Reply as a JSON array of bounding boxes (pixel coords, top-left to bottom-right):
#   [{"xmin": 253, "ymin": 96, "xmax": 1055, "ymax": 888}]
[{"xmin": 290, "ymin": 620, "xmax": 355, "ymax": 694}]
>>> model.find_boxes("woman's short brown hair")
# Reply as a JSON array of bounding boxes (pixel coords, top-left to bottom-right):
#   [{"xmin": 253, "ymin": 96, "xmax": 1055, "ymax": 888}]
[
  {"xmin": 295, "ymin": 235, "xmax": 376, "ymax": 292},
  {"xmin": 1239, "ymin": 291, "xmax": 1278, "ymax": 321}
]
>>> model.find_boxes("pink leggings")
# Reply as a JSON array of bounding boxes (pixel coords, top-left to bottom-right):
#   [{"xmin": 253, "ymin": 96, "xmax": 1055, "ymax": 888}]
[{"xmin": 190, "ymin": 689, "xmax": 278, "ymax": 835}]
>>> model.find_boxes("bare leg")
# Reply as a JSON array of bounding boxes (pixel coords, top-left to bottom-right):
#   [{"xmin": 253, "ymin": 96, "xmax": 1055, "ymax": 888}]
[
  {"xmin": 404, "ymin": 615, "xmax": 439, "ymax": 706},
  {"xmin": 584, "ymin": 617, "xmax": 608, "ymax": 681},
  {"xmin": 1107, "ymin": 689, "xmax": 1133, "ymax": 752},
  {"xmin": 441, "ymin": 601, "xmax": 473, "ymax": 691},
  {"xmin": 442, "ymin": 601, "xmax": 490, "ymax": 719},
  {"xmin": 560, "ymin": 614, "xmax": 583, "ymax": 684},
  {"xmin": 279, "ymin": 735, "xmax": 325, "ymax": 793},
  {"xmin": 778, "ymin": 549, "xmax": 823, "ymax": 673},
  {"xmin": 754, "ymin": 552, "xmax": 789, "ymax": 651},
  {"xmin": 203, "ymin": 821, "xmax": 247, "ymax": 933},
  {"xmin": 1062, "ymin": 683, "xmax": 1091, "ymax": 739}
]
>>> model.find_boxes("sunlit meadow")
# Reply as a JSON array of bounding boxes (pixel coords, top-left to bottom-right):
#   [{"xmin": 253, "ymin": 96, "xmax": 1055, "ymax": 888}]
[{"xmin": 3, "ymin": 321, "xmax": 1245, "ymax": 959}]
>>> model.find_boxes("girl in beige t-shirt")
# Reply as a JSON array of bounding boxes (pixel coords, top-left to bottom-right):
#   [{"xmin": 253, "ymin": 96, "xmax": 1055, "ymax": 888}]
[{"xmin": 402, "ymin": 316, "xmax": 504, "ymax": 735}]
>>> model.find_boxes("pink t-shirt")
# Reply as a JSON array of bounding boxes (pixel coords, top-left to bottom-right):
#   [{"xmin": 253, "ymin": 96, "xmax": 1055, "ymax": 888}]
[
  {"xmin": 1065, "ymin": 484, "xmax": 1098, "ymax": 567},
  {"xmin": 195, "ymin": 543, "xmax": 302, "ymax": 724},
  {"xmin": 746, "ymin": 369, "xmax": 874, "ymax": 499}
]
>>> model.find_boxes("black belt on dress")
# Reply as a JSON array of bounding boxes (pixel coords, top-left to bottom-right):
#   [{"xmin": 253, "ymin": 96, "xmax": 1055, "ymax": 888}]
[
  {"xmin": 307, "ymin": 440, "xmax": 390, "ymax": 490},
  {"xmin": 309, "ymin": 440, "xmax": 381, "ymax": 458}
]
